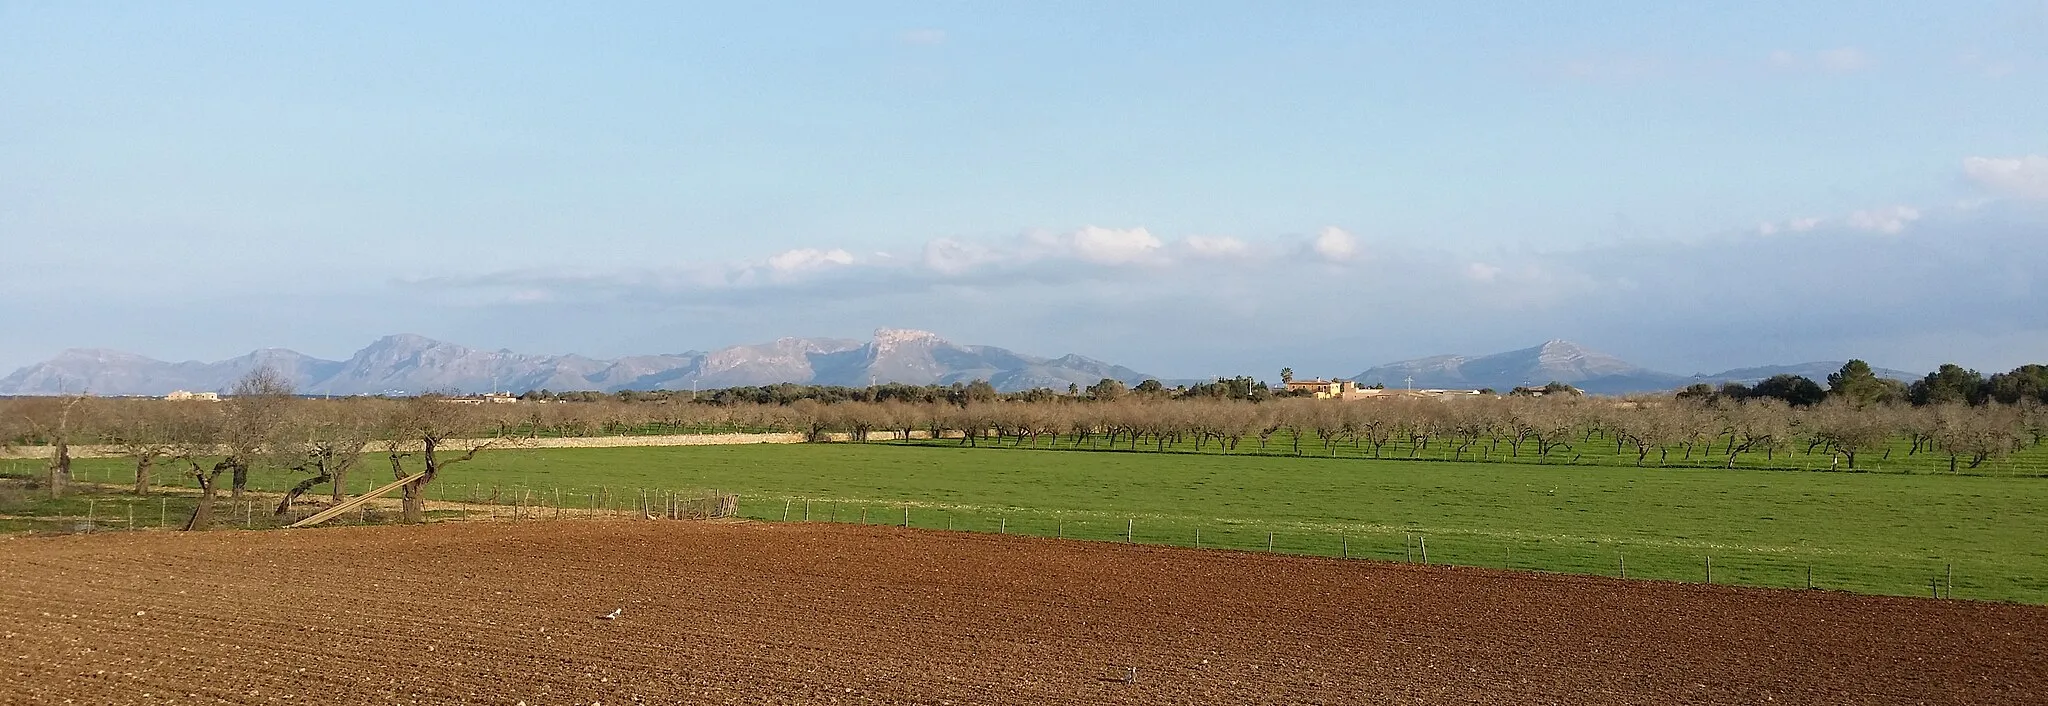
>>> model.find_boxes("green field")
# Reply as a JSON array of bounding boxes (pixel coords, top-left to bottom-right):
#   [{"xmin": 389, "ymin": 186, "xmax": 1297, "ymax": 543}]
[{"xmin": 22, "ymin": 441, "xmax": 2045, "ymax": 603}]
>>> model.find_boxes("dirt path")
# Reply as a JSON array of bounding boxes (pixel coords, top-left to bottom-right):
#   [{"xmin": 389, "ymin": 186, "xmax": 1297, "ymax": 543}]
[{"xmin": 2, "ymin": 521, "xmax": 2042, "ymax": 704}]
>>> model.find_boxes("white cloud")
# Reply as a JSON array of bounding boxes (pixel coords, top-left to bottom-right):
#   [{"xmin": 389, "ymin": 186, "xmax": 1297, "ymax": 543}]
[
  {"xmin": 1817, "ymin": 47, "xmax": 1872, "ymax": 72},
  {"xmin": 765, "ymin": 248, "xmax": 855, "ymax": 274},
  {"xmin": 922, "ymin": 238, "xmax": 996, "ymax": 276},
  {"xmin": 900, "ymin": 29, "xmax": 947, "ymax": 46},
  {"xmin": 1963, "ymin": 155, "xmax": 2048, "ymax": 200},
  {"xmin": 1311, "ymin": 226, "xmax": 1359, "ymax": 262},
  {"xmin": 1788, "ymin": 217, "xmax": 1823, "ymax": 232},
  {"xmin": 1844, "ymin": 206, "xmax": 1921, "ymax": 234},
  {"xmin": 1180, "ymin": 235, "xmax": 1250, "ymax": 259},
  {"xmin": 1766, "ymin": 48, "xmax": 1872, "ymax": 73},
  {"xmin": 1066, "ymin": 226, "xmax": 1164, "ymax": 265},
  {"xmin": 1465, "ymin": 262, "xmax": 1503, "ymax": 282}
]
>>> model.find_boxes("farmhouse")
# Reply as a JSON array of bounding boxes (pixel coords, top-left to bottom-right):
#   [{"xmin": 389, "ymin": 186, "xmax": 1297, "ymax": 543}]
[
  {"xmin": 1284, "ymin": 379, "xmax": 1369, "ymax": 399},
  {"xmin": 163, "ymin": 390, "xmax": 221, "ymax": 402}
]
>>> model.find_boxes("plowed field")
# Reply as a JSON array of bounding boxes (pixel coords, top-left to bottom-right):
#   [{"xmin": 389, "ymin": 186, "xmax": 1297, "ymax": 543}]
[{"xmin": 3, "ymin": 521, "xmax": 2044, "ymax": 705}]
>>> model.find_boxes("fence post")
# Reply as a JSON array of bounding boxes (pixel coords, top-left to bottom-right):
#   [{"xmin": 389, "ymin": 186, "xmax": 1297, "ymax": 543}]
[
  {"xmin": 804, "ymin": 501, "xmax": 811, "ymax": 522},
  {"xmin": 1806, "ymin": 564, "xmax": 1812, "ymax": 589},
  {"xmin": 1127, "ymin": 518, "xmax": 1133, "ymax": 543},
  {"xmin": 999, "ymin": 518, "xmax": 1006, "ymax": 534},
  {"xmin": 1194, "ymin": 527, "xmax": 1200, "ymax": 549},
  {"xmin": 1419, "ymin": 537, "xmax": 1427, "ymax": 564},
  {"xmin": 1267, "ymin": 532, "xmax": 1274, "ymax": 552},
  {"xmin": 1620, "ymin": 553, "xmax": 1627, "ymax": 579},
  {"xmin": 1057, "ymin": 522, "xmax": 1063, "ymax": 539},
  {"xmin": 782, "ymin": 500, "xmax": 790, "ymax": 522},
  {"xmin": 1406, "ymin": 534, "xmax": 1412, "ymax": 563},
  {"xmin": 1342, "ymin": 536, "xmax": 1348, "ymax": 559},
  {"xmin": 1946, "ymin": 564, "xmax": 1953, "ymax": 599},
  {"xmin": 903, "ymin": 507, "xmax": 910, "ymax": 528},
  {"xmin": 1705, "ymin": 557, "xmax": 1712, "ymax": 584},
  {"xmin": 160, "ymin": 498, "xmax": 167, "ymax": 528}
]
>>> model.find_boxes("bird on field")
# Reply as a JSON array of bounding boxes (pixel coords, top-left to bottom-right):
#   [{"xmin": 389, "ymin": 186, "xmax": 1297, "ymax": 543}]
[{"xmin": 601, "ymin": 608, "xmax": 622, "ymax": 620}]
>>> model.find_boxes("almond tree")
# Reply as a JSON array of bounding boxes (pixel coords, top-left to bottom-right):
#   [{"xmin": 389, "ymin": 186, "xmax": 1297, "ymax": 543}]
[
  {"xmin": 275, "ymin": 400, "xmax": 379, "ymax": 514},
  {"xmin": 102, "ymin": 400, "xmax": 188, "ymax": 495},
  {"xmin": 20, "ymin": 395, "xmax": 90, "ymax": 498},
  {"xmin": 221, "ymin": 367, "xmax": 297, "ymax": 501},
  {"xmin": 380, "ymin": 398, "xmax": 517, "ymax": 523},
  {"xmin": 1807, "ymin": 399, "xmax": 1893, "ymax": 470}
]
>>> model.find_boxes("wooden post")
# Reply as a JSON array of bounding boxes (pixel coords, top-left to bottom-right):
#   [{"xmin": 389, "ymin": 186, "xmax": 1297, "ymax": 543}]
[
  {"xmin": 160, "ymin": 498, "xmax": 167, "ymax": 528},
  {"xmin": 1807, "ymin": 564, "xmax": 1812, "ymax": 589},
  {"xmin": 1195, "ymin": 527, "xmax": 1200, "ymax": 548},
  {"xmin": 1406, "ymin": 534, "xmax": 1413, "ymax": 563},
  {"xmin": 1342, "ymin": 536, "xmax": 1348, "ymax": 559},
  {"xmin": 830, "ymin": 505, "xmax": 838, "ymax": 523},
  {"xmin": 804, "ymin": 501, "xmax": 811, "ymax": 522},
  {"xmin": 1058, "ymin": 522, "xmax": 1063, "ymax": 539},
  {"xmin": 782, "ymin": 500, "xmax": 790, "ymax": 521},
  {"xmin": 88, "ymin": 499, "xmax": 95, "ymax": 523},
  {"xmin": 903, "ymin": 507, "xmax": 909, "ymax": 528},
  {"xmin": 1620, "ymin": 553, "xmax": 1627, "ymax": 579},
  {"xmin": 1127, "ymin": 518, "xmax": 1134, "ymax": 543},
  {"xmin": 127, "ymin": 503, "xmax": 134, "ymax": 531},
  {"xmin": 244, "ymin": 501, "xmax": 252, "ymax": 528},
  {"xmin": 999, "ymin": 518, "xmax": 1006, "ymax": 534},
  {"xmin": 1946, "ymin": 564, "xmax": 1953, "ymax": 599},
  {"xmin": 1419, "ymin": 537, "xmax": 1427, "ymax": 564},
  {"xmin": 861, "ymin": 507, "xmax": 868, "ymax": 524},
  {"xmin": 1705, "ymin": 557, "xmax": 1712, "ymax": 584},
  {"xmin": 1267, "ymin": 532, "xmax": 1274, "ymax": 552}
]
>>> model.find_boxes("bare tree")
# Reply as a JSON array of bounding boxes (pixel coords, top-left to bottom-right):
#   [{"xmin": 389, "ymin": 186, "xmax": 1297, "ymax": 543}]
[
  {"xmin": 275, "ymin": 400, "xmax": 380, "ymax": 514},
  {"xmin": 103, "ymin": 400, "xmax": 187, "ymax": 494},
  {"xmin": 20, "ymin": 395, "xmax": 90, "ymax": 498},
  {"xmin": 381, "ymin": 397, "xmax": 516, "ymax": 523},
  {"xmin": 222, "ymin": 367, "xmax": 298, "ymax": 501}
]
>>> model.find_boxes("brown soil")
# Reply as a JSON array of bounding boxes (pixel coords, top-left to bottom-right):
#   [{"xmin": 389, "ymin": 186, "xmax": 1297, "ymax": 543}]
[{"xmin": 2, "ymin": 521, "xmax": 2043, "ymax": 705}]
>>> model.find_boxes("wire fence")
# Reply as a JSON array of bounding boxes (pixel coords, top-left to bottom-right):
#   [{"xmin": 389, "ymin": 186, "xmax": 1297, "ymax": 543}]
[{"xmin": 5, "ymin": 471, "xmax": 2038, "ymax": 605}]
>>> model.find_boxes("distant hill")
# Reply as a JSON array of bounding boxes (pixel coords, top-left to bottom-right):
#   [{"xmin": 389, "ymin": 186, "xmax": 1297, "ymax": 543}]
[
  {"xmin": 1355, "ymin": 341, "xmax": 1909, "ymax": 395},
  {"xmin": 0, "ymin": 329, "xmax": 1158, "ymax": 396}
]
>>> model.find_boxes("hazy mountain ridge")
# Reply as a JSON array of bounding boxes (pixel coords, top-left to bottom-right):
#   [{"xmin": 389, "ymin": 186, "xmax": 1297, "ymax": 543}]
[
  {"xmin": 1354, "ymin": 341, "xmax": 1911, "ymax": 395},
  {"xmin": 0, "ymin": 330, "xmax": 1159, "ymax": 396}
]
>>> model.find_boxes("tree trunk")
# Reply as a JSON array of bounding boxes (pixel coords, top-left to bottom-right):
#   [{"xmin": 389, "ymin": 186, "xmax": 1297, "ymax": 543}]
[
  {"xmin": 331, "ymin": 466, "xmax": 348, "ymax": 504},
  {"xmin": 231, "ymin": 463, "xmax": 248, "ymax": 501},
  {"xmin": 186, "ymin": 469, "xmax": 221, "ymax": 531},
  {"xmin": 134, "ymin": 455, "xmax": 154, "ymax": 495},
  {"xmin": 278, "ymin": 472, "xmax": 333, "ymax": 515},
  {"xmin": 46, "ymin": 441, "xmax": 71, "ymax": 499}
]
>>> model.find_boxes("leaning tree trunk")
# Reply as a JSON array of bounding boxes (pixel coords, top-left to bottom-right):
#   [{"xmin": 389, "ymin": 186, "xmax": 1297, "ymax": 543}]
[
  {"xmin": 186, "ymin": 470, "xmax": 221, "ymax": 531},
  {"xmin": 277, "ymin": 472, "xmax": 333, "ymax": 515}
]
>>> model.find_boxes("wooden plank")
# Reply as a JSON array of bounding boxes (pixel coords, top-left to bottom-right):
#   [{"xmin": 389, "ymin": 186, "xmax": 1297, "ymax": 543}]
[{"xmin": 288, "ymin": 472, "xmax": 427, "ymax": 528}]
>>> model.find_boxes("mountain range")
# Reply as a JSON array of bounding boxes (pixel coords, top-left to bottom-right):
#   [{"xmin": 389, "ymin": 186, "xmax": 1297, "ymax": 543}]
[
  {"xmin": 1351, "ymin": 340, "xmax": 1913, "ymax": 395},
  {"xmin": 0, "ymin": 329, "xmax": 1155, "ymax": 396},
  {"xmin": 0, "ymin": 334, "xmax": 1913, "ymax": 398}
]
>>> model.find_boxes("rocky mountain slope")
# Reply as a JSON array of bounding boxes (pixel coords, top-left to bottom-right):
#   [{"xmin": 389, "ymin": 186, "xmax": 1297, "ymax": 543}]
[{"xmin": 0, "ymin": 329, "xmax": 1155, "ymax": 396}]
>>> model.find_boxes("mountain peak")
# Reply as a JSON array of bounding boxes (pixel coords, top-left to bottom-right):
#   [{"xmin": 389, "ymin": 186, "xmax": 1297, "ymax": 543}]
[{"xmin": 873, "ymin": 328, "xmax": 946, "ymax": 345}]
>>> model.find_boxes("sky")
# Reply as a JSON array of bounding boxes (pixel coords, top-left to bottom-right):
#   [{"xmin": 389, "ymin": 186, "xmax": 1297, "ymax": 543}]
[{"xmin": 2, "ymin": 1, "xmax": 2045, "ymax": 381}]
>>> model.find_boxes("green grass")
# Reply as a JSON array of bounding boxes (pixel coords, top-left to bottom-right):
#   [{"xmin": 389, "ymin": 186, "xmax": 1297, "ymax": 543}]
[
  {"xmin": 19, "ymin": 442, "xmax": 2048, "ymax": 603},
  {"xmin": 914, "ymin": 430, "xmax": 2048, "ymax": 476}
]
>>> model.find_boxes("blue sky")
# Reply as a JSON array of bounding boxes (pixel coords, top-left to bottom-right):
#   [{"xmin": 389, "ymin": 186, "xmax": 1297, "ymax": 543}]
[{"xmin": 3, "ymin": 1, "xmax": 2045, "ymax": 380}]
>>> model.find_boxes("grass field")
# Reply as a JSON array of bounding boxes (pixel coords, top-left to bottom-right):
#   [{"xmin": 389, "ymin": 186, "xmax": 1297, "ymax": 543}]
[{"xmin": 19, "ymin": 440, "xmax": 2045, "ymax": 603}]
